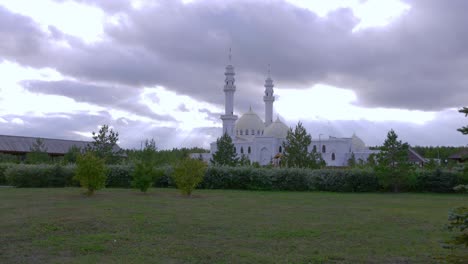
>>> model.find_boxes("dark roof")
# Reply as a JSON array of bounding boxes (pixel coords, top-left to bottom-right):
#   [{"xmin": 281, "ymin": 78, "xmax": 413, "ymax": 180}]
[
  {"xmin": 408, "ymin": 148, "xmax": 427, "ymax": 163},
  {"xmin": 0, "ymin": 134, "xmax": 121, "ymax": 155},
  {"xmin": 448, "ymin": 149, "xmax": 468, "ymax": 160}
]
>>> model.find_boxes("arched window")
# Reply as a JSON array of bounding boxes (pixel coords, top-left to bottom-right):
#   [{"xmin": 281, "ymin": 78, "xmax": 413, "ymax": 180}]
[
  {"xmin": 313, "ymin": 145, "xmax": 317, "ymax": 152},
  {"xmin": 322, "ymin": 145, "xmax": 326, "ymax": 153},
  {"xmin": 241, "ymin": 147, "xmax": 244, "ymax": 154},
  {"xmin": 248, "ymin": 146, "xmax": 251, "ymax": 154},
  {"xmin": 245, "ymin": 129, "xmax": 249, "ymax": 135},
  {"xmin": 262, "ymin": 130, "xmax": 264, "ymax": 135},
  {"xmin": 240, "ymin": 130, "xmax": 243, "ymax": 135},
  {"xmin": 279, "ymin": 146, "xmax": 282, "ymax": 153},
  {"xmin": 257, "ymin": 130, "xmax": 260, "ymax": 135},
  {"xmin": 332, "ymin": 153, "xmax": 336, "ymax": 161},
  {"xmin": 251, "ymin": 129, "xmax": 254, "ymax": 135}
]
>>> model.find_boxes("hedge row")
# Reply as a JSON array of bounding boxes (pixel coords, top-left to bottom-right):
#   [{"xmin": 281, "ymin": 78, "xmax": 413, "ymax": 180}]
[
  {"xmin": 2, "ymin": 164, "xmax": 174, "ymax": 188},
  {"xmin": 201, "ymin": 167, "xmax": 380, "ymax": 192},
  {"xmin": 2, "ymin": 164, "xmax": 467, "ymax": 193}
]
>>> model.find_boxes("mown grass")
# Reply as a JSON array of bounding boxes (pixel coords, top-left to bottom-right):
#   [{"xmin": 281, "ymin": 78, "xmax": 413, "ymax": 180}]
[{"xmin": 0, "ymin": 188, "xmax": 466, "ymax": 263}]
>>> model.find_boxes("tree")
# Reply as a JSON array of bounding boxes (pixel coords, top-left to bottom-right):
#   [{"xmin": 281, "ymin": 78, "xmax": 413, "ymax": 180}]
[
  {"xmin": 74, "ymin": 152, "xmax": 107, "ymax": 196},
  {"xmin": 131, "ymin": 139, "xmax": 161, "ymax": 192},
  {"xmin": 282, "ymin": 122, "xmax": 320, "ymax": 169},
  {"xmin": 347, "ymin": 152, "xmax": 357, "ymax": 167},
  {"xmin": 375, "ymin": 129, "xmax": 411, "ymax": 192},
  {"xmin": 238, "ymin": 154, "xmax": 251, "ymax": 166},
  {"xmin": 457, "ymin": 107, "xmax": 468, "ymax": 135},
  {"xmin": 25, "ymin": 138, "xmax": 50, "ymax": 164},
  {"xmin": 89, "ymin": 124, "xmax": 121, "ymax": 164},
  {"xmin": 63, "ymin": 145, "xmax": 82, "ymax": 164},
  {"xmin": 172, "ymin": 158, "xmax": 207, "ymax": 196},
  {"xmin": 210, "ymin": 133, "xmax": 238, "ymax": 166}
]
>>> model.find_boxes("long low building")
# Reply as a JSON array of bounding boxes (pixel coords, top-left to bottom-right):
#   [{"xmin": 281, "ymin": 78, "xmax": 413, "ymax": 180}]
[{"xmin": 0, "ymin": 134, "xmax": 122, "ymax": 157}]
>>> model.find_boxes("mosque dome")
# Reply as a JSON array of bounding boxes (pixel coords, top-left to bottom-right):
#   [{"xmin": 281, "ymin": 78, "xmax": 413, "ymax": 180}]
[
  {"xmin": 235, "ymin": 108, "xmax": 265, "ymax": 137},
  {"xmin": 264, "ymin": 117, "xmax": 289, "ymax": 138},
  {"xmin": 351, "ymin": 133, "xmax": 366, "ymax": 151}
]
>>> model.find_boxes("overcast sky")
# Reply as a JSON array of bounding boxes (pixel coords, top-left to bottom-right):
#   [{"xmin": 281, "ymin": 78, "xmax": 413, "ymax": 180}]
[{"xmin": 0, "ymin": 0, "xmax": 467, "ymax": 149}]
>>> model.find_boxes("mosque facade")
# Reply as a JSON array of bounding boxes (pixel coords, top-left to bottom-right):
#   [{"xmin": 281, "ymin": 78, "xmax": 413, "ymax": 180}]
[{"xmin": 201, "ymin": 59, "xmax": 377, "ymax": 166}]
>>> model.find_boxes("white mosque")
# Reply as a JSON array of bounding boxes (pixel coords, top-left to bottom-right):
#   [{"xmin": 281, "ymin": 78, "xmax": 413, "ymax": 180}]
[{"xmin": 198, "ymin": 58, "xmax": 377, "ymax": 166}]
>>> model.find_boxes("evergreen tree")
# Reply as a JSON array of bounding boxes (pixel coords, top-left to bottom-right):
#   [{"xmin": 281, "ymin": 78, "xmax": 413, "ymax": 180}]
[
  {"xmin": 63, "ymin": 145, "xmax": 82, "ymax": 164},
  {"xmin": 458, "ymin": 107, "xmax": 468, "ymax": 135},
  {"xmin": 131, "ymin": 139, "xmax": 161, "ymax": 192},
  {"xmin": 282, "ymin": 122, "xmax": 320, "ymax": 169},
  {"xmin": 376, "ymin": 129, "xmax": 411, "ymax": 192},
  {"xmin": 26, "ymin": 138, "xmax": 49, "ymax": 164},
  {"xmin": 347, "ymin": 152, "xmax": 356, "ymax": 167},
  {"xmin": 211, "ymin": 133, "xmax": 238, "ymax": 166},
  {"xmin": 88, "ymin": 124, "xmax": 121, "ymax": 164}
]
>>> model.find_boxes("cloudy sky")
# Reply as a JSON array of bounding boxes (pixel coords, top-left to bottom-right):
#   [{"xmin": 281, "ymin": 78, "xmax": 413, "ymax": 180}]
[{"xmin": 0, "ymin": 0, "xmax": 467, "ymax": 149}]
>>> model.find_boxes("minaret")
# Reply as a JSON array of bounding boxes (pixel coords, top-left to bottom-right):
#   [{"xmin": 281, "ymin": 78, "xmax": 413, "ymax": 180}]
[
  {"xmin": 264, "ymin": 64, "xmax": 275, "ymax": 126},
  {"xmin": 221, "ymin": 49, "xmax": 238, "ymax": 137}
]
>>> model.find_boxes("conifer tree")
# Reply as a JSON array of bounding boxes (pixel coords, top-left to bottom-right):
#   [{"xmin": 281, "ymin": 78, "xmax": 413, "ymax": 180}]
[
  {"xmin": 26, "ymin": 138, "xmax": 49, "ymax": 164},
  {"xmin": 376, "ymin": 129, "xmax": 411, "ymax": 192},
  {"xmin": 88, "ymin": 124, "xmax": 121, "ymax": 164},
  {"xmin": 282, "ymin": 122, "xmax": 320, "ymax": 169},
  {"xmin": 458, "ymin": 107, "xmax": 468, "ymax": 135},
  {"xmin": 211, "ymin": 133, "xmax": 239, "ymax": 166}
]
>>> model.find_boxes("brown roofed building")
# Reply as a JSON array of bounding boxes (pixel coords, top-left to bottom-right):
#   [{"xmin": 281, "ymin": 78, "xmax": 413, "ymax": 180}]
[{"xmin": 0, "ymin": 134, "xmax": 122, "ymax": 158}]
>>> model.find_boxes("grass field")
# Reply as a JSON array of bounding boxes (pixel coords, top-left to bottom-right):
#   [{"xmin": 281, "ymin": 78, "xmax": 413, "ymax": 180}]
[{"xmin": 0, "ymin": 188, "xmax": 466, "ymax": 263}]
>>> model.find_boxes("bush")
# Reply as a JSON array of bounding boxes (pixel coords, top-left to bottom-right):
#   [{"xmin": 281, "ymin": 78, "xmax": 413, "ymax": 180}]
[
  {"xmin": 173, "ymin": 159, "xmax": 207, "ymax": 196},
  {"xmin": 106, "ymin": 165, "xmax": 133, "ymax": 188},
  {"xmin": 74, "ymin": 153, "xmax": 107, "ymax": 195},
  {"xmin": 132, "ymin": 162, "xmax": 160, "ymax": 192},
  {"xmin": 5, "ymin": 164, "xmax": 76, "ymax": 187},
  {"xmin": 202, "ymin": 167, "xmax": 379, "ymax": 192},
  {"xmin": 413, "ymin": 169, "xmax": 464, "ymax": 193},
  {"xmin": 0, "ymin": 163, "xmax": 16, "ymax": 185},
  {"xmin": 0, "ymin": 153, "xmax": 20, "ymax": 163}
]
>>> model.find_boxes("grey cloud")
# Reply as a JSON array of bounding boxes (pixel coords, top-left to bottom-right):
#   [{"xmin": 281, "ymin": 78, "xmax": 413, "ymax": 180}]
[
  {"xmin": 3, "ymin": 0, "xmax": 468, "ymax": 112},
  {"xmin": 21, "ymin": 80, "xmax": 175, "ymax": 122}
]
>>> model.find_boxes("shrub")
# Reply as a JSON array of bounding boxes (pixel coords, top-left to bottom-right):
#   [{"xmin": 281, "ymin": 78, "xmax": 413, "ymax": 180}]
[
  {"xmin": 106, "ymin": 165, "xmax": 133, "ymax": 188},
  {"xmin": 0, "ymin": 153, "xmax": 20, "ymax": 163},
  {"xmin": 132, "ymin": 162, "xmax": 163, "ymax": 192},
  {"xmin": 173, "ymin": 159, "xmax": 207, "ymax": 196},
  {"xmin": 413, "ymin": 169, "xmax": 463, "ymax": 193},
  {"xmin": 0, "ymin": 163, "xmax": 15, "ymax": 185},
  {"xmin": 5, "ymin": 164, "xmax": 76, "ymax": 187},
  {"xmin": 74, "ymin": 153, "xmax": 107, "ymax": 196}
]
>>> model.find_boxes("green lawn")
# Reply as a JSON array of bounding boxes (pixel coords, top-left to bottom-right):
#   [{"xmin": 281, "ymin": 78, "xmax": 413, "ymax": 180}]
[{"xmin": 0, "ymin": 188, "xmax": 466, "ymax": 263}]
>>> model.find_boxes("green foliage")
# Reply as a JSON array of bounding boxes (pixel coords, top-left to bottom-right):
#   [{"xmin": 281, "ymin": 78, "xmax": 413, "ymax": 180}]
[
  {"xmin": 457, "ymin": 106, "xmax": 468, "ymax": 135},
  {"xmin": 412, "ymin": 146, "xmax": 465, "ymax": 166},
  {"xmin": 26, "ymin": 138, "xmax": 50, "ymax": 164},
  {"xmin": 211, "ymin": 133, "xmax": 238, "ymax": 166},
  {"xmin": 63, "ymin": 145, "xmax": 82, "ymax": 164},
  {"xmin": 89, "ymin": 124, "xmax": 121, "ymax": 164},
  {"xmin": 412, "ymin": 168, "xmax": 464, "ymax": 192},
  {"xmin": 424, "ymin": 159, "xmax": 439, "ymax": 170},
  {"xmin": 444, "ymin": 206, "xmax": 468, "ymax": 263},
  {"xmin": 74, "ymin": 152, "xmax": 107, "ymax": 196},
  {"xmin": 126, "ymin": 146, "xmax": 205, "ymax": 167},
  {"xmin": 0, "ymin": 153, "xmax": 20, "ymax": 163},
  {"xmin": 282, "ymin": 122, "xmax": 321, "ymax": 169},
  {"xmin": 129, "ymin": 139, "xmax": 163, "ymax": 192},
  {"xmin": 0, "ymin": 163, "xmax": 15, "ymax": 185},
  {"xmin": 347, "ymin": 152, "xmax": 356, "ymax": 167},
  {"xmin": 106, "ymin": 165, "xmax": 133, "ymax": 188},
  {"xmin": 173, "ymin": 158, "xmax": 207, "ymax": 196},
  {"xmin": 238, "ymin": 154, "xmax": 251, "ymax": 166},
  {"xmin": 202, "ymin": 167, "xmax": 379, "ymax": 192},
  {"xmin": 375, "ymin": 129, "xmax": 412, "ymax": 192},
  {"xmin": 5, "ymin": 164, "xmax": 76, "ymax": 187}
]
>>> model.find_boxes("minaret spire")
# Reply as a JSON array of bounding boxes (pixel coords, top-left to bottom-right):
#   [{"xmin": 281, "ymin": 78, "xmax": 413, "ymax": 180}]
[
  {"xmin": 264, "ymin": 64, "xmax": 275, "ymax": 126},
  {"xmin": 220, "ymin": 48, "xmax": 238, "ymax": 137}
]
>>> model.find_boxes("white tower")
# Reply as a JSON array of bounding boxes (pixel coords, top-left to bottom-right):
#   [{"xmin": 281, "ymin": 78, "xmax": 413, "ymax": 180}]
[
  {"xmin": 264, "ymin": 65, "xmax": 275, "ymax": 126},
  {"xmin": 221, "ymin": 49, "xmax": 238, "ymax": 137}
]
